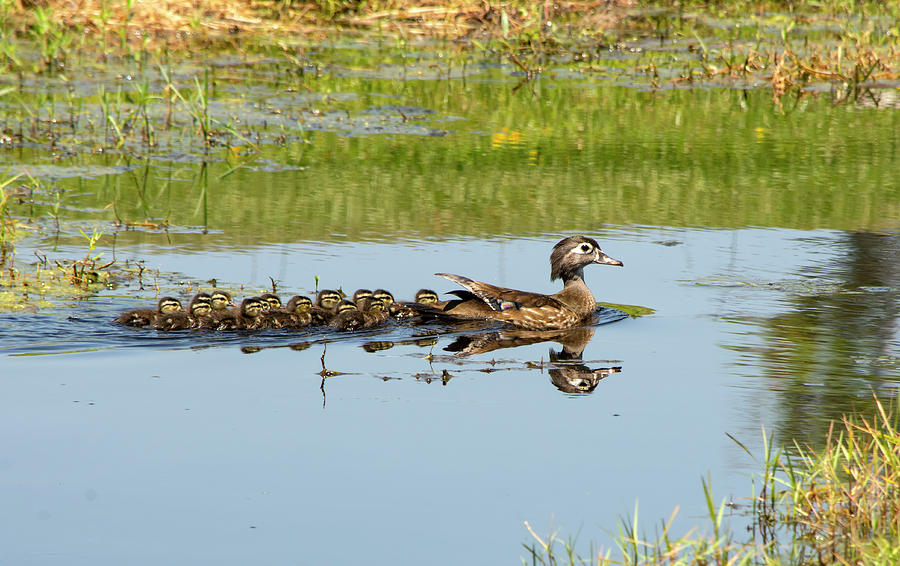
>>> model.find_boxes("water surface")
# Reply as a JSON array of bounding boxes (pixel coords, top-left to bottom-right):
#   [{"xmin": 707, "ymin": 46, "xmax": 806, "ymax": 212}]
[{"xmin": 1, "ymin": 27, "xmax": 899, "ymax": 565}]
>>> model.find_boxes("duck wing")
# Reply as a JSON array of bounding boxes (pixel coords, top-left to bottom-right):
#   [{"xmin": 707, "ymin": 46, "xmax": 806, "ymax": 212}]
[{"xmin": 435, "ymin": 273, "xmax": 565, "ymax": 311}]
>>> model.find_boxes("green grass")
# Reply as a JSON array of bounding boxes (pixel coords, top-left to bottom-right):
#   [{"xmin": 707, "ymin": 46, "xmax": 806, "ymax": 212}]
[{"xmin": 522, "ymin": 394, "xmax": 900, "ymax": 565}]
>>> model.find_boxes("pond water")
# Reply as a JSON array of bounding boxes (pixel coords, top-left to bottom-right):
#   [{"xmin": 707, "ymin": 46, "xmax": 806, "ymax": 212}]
[{"xmin": 1, "ymin": 28, "xmax": 899, "ymax": 565}]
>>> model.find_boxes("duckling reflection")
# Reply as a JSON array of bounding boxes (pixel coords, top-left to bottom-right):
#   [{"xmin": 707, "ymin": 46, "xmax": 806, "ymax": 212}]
[{"xmin": 444, "ymin": 327, "xmax": 620, "ymax": 394}]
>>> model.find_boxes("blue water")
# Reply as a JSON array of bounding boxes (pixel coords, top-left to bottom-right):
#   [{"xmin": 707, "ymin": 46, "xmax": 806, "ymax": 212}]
[{"xmin": 4, "ymin": 228, "xmax": 897, "ymax": 564}]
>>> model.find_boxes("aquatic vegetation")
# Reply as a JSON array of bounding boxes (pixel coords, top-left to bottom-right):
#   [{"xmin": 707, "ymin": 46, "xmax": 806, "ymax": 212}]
[
  {"xmin": 596, "ymin": 302, "xmax": 655, "ymax": 317},
  {"xmin": 0, "ymin": 1, "xmax": 897, "ymax": 106},
  {"xmin": 0, "ymin": 253, "xmax": 113, "ymax": 312},
  {"xmin": 0, "ymin": 171, "xmax": 24, "ymax": 261},
  {"xmin": 523, "ymin": 394, "xmax": 900, "ymax": 565}
]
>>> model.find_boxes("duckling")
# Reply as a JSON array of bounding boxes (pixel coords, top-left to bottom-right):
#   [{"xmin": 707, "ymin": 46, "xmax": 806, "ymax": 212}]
[
  {"xmin": 361, "ymin": 297, "xmax": 390, "ymax": 327},
  {"xmin": 309, "ymin": 289, "xmax": 343, "ymax": 325},
  {"xmin": 414, "ymin": 288, "xmax": 440, "ymax": 305},
  {"xmin": 328, "ymin": 299, "xmax": 366, "ymax": 331},
  {"xmin": 259, "ymin": 293, "xmax": 282, "ymax": 312},
  {"xmin": 262, "ymin": 295, "xmax": 313, "ymax": 329},
  {"xmin": 196, "ymin": 290, "xmax": 235, "ymax": 330},
  {"xmin": 155, "ymin": 293, "xmax": 212, "ymax": 331},
  {"xmin": 392, "ymin": 288, "xmax": 439, "ymax": 319},
  {"xmin": 352, "ymin": 289, "xmax": 373, "ymax": 305},
  {"xmin": 285, "ymin": 295, "xmax": 313, "ymax": 327},
  {"xmin": 213, "ymin": 297, "xmax": 266, "ymax": 330},
  {"xmin": 371, "ymin": 289, "xmax": 398, "ymax": 315},
  {"xmin": 188, "ymin": 293, "xmax": 214, "ymax": 326},
  {"xmin": 210, "ymin": 290, "xmax": 233, "ymax": 312},
  {"xmin": 115, "ymin": 296, "xmax": 182, "ymax": 327}
]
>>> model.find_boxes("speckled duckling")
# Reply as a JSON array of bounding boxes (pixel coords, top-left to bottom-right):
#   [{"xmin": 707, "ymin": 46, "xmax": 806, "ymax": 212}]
[
  {"xmin": 328, "ymin": 299, "xmax": 366, "ymax": 331},
  {"xmin": 259, "ymin": 293, "xmax": 282, "ymax": 312},
  {"xmin": 213, "ymin": 297, "xmax": 266, "ymax": 330},
  {"xmin": 392, "ymin": 288, "xmax": 439, "ymax": 319},
  {"xmin": 155, "ymin": 293, "xmax": 212, "ymax": 331},
  {"xmin": 309, "ymin": 289, "xmax": 343, "ymax": 325},
  {"xmin": 115, "ymin": 297, "xmax": 182, "ymax": 328},
  {"xmin": 262, "ymin": 295, "xmax": 313, "ymax": 329},
  {"xmin": 210, "ymin": 290, "xmax": 233, "ymax": 312}
]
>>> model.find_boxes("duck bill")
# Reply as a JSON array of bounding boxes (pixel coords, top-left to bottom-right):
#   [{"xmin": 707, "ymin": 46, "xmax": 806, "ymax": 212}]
[{"xmin": 595, "ymin": 251, "xmax": 624, "ymax": 267}]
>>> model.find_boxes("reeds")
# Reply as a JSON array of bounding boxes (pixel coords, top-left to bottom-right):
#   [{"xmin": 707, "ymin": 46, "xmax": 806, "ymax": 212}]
[
  {"xmin": 0, "ymin": 171, "xmax": 23, "ymax": 261},
  {"xmin": 523, "ymin": 394, "xmax": 900, "ymax": 565},
  {"xmin": 2, "ymin": 2, "xmax": 898, "ymax": 115}
]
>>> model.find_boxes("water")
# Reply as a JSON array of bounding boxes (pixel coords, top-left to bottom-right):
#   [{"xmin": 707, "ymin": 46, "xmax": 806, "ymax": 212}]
[{"xmin": 1, "ymin": 29, "xmax": 899, "ymax": 565}]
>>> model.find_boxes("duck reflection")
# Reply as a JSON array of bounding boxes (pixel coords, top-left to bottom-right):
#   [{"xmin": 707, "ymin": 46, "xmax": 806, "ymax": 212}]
[{"xmin": 444, "ymin": 327, "xmax": 622, "ymax": 394}]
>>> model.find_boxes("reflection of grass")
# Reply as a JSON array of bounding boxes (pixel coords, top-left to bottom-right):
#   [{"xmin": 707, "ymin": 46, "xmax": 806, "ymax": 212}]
[
  {"xmin": 1, "ymin": 4, "xmax": 897, "ymax": 241},
  {"xmin": 4, "ymin": 80, "xmax": 898, "ymax": 243},
  {"xmin": 524, "ymin": 395, "xmax": 900, "ymax": 565}
]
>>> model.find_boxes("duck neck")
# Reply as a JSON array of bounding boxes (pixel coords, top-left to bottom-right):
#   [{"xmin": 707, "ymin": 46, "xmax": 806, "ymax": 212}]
[{"xmin": 554, "ymin": 270, "xmax": 596, "ymax": 316}]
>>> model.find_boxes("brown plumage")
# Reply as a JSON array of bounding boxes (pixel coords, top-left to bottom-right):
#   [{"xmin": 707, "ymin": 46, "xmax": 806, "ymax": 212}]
[
  {"xmin": 155, "ymin": 293, "xmax": 212, "ymax": 331},
  {"xmin": 115, "ymin": 297, "xmax": 182, "ymax": 328},
  {"xmin": 330, "ymin": 298, "xmax": 389, "ymax": 331},
  {"xmin": 210, "ymin": 297, "xmax": 266, "ymax": 330},
  {"xmin": 361, "ymin": 298, "xmax": 390, "ymax": 327},
  {"xmin": 393, "ymin": 288, "xmax": 442, "ymax": 319},
  {"xmin": 328, "ymin": 300, "xmax": 365, "ymax": 331},
  {"xmin": 423, "ymin": 236, "xmax": 623, "ymax": 330},
  {"xmin": 352, "ymin": 289, "xmax": 373, "ymax": 304},
  {"xmin": 263, "ymin": 295, "xmax": 313, "ymax": 329},
  {"xmin": 259, "ymin": 293, "xmax": 282, "ymax": 312},
  {"xmin": 371, "ymin": 289, "xmax": 398, "ymax": 315},
  {"xmin": 309, "ymin": 289, "xmax": 343, "ymax": 325},
  {"xmin": 414, "ymin": 289, "xmax": 440, "ymax": 305},
  {"xmin": 209, "ymin": 291, "xmax": 233, "ymax": 312}
]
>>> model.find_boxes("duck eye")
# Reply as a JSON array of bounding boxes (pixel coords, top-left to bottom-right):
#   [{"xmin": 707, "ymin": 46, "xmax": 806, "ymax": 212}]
[{"xmin": 579, "ymin": 244, "xmax": 592, "ymax": 253}]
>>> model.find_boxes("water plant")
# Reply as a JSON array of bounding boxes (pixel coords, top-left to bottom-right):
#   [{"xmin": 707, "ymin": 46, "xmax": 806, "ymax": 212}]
[
  {"xmin": 29, "ymin": 4, "xmax": 72, "ymax": 73},
  {"xmin": 0, "ymin": 171, "xmax": 23, "ymax": 262},
  {"xmin": 71, "ymin": 226, "xmax": 112, "ymax": 286},
  {"xmin": 523, "ymin": 394, "xmax": 900, "ymax": 565}
]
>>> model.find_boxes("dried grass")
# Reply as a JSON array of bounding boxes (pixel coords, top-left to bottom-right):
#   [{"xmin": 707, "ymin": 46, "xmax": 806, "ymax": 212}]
[{"xmin": 7, "ymin": 0, "xmax": 633, "ymax": 40}]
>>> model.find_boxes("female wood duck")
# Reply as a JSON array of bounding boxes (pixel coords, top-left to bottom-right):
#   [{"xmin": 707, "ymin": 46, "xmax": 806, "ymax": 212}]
[
  {"xmin": 212, "ymin": 297, "xmax": 266, "ymax": 330},
  {"xmin": 115, "ymin": 297, "xmax": 182, "ymax": 327},
  {"xmin": 155, "ymin": 293, "xmax": 212, "ymax": 331},
  {"xmin": 309, "ymin": 289, "xmax": 343, "ymax": 325},
  {"xmin": 425, "ymin": 235, "xmax": 623, "ymax": 330}
]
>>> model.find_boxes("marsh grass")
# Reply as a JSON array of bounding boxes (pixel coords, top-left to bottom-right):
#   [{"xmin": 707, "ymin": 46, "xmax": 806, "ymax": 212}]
[
  {"xmin": 0, "ymin": 170, "xmax": 24, "ymax": 260},
  {"xmin": 523, "ymin": 395, "xmax": 900, "ymax": 565},
  {"xmin": 1, "ymin": 1, "xmax": 897, "ymax": 166},
  {"xmin": 2, "ymin": 1, "xmax": 898, "ymax": 105}
]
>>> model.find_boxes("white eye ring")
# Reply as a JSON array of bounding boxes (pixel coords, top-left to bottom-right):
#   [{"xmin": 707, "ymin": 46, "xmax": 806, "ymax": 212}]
[{"xmin": 578, "ymin": 243, "xmax": 592, "ymax": 253}]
